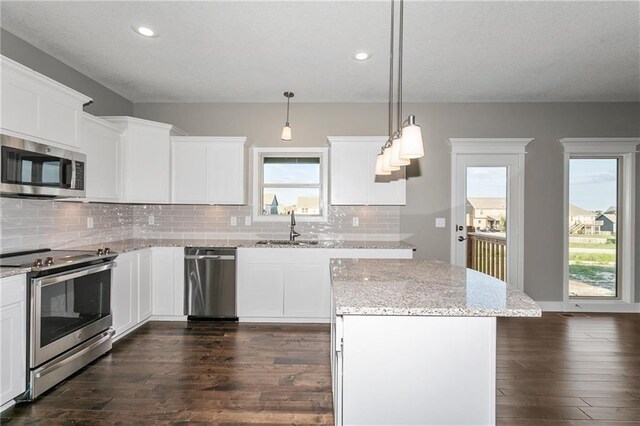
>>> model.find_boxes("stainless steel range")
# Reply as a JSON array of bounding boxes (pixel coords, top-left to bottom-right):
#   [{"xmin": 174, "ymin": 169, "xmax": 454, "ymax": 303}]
[{"xmin": 0, "ymin": 248, "xmax": 117, "ymax": 400}]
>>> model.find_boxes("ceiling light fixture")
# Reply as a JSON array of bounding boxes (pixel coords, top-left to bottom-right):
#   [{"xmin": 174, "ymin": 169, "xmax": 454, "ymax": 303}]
[
  {"xmin": 375, "ymin": 0, "xmax": 424, "ymax": 177},
  {"xmin": 353, "ymin": 51, "xmax": 371, "ymax": 61},
  {"xmin": 134, "ymin": 26, "xmax": 155, "ymax": 37},
  {"xmin": 281, "ymin": 91, "xmax": 294, "ymax": 141}
]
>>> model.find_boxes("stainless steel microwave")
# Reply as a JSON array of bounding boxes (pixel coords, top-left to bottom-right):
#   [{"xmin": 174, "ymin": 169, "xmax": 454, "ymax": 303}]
[{"xmin": 0, "ymin": 134, "xmax": 86, "ymax": 198}]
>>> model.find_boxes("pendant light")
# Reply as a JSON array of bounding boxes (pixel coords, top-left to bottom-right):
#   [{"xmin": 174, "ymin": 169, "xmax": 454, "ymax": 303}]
[
  {"xmin": 281, "ymin": 91, "xmax": 294, "ymax": 141},
  {"xmin": 374, "ymin": 0, "xmax": 424, "ymax": 177}
]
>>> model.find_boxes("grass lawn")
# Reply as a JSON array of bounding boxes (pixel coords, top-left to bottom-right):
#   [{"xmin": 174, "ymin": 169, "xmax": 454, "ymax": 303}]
[
  {"xmin": 569, "ymin": 242, "xmax": 616, "ymax": 249},
  {"xmin": 568, "ymin": 252, "xmax": 616, "ymax": 264}
]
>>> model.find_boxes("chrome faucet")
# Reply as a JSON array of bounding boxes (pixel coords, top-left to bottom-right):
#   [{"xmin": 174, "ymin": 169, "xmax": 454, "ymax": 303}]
[{"xmin": 289, "ymin": 211, "xmax": 300, "ymax": 242}]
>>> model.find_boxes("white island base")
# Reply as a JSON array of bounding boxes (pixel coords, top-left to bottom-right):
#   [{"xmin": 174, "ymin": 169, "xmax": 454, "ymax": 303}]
[{"xmin": 332, "ymin": 315, "xmax": 496, "ymax": 425}]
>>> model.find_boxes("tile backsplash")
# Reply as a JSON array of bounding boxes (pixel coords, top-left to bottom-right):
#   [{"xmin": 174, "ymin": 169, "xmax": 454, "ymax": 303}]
[{"xmin": 1, "ymin": 198, "xmax": 399, "ymax": 253}]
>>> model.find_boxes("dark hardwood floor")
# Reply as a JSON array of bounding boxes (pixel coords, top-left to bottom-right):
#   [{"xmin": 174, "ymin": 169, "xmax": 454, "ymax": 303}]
[{"xmin": 2, "ymin": 313, "xmax": 639, "ymax": 425}]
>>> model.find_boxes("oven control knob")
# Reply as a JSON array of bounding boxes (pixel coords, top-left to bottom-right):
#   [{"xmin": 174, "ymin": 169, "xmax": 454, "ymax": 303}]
[
  {"xmin": 33, "ymin": 258, "xmax": 43, "ymax": 268},
  {"xmin": 44, "ymin": 257, "xmax": 54, "ymax": 266},
  {"xmin": 104, "ymin": 247, "xmax": 111, "ymax": 255},
  {"xmin": 97, "ymin": 248, "xmax": 104, "ymax": 256}
]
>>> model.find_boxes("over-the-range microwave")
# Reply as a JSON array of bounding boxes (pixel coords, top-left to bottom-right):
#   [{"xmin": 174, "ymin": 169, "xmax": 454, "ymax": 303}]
[{"xmin": 0, "ymin": 134, "xmax": 86, "ymax": 198}]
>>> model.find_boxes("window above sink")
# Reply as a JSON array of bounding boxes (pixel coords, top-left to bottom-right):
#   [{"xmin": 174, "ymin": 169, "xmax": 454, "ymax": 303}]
[{"xmin": 252, "ymin": 147, "xmax": 329, "ymax": 223}]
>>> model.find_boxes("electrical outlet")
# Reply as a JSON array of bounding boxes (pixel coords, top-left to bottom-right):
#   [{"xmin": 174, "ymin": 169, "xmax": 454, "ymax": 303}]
[
  {"xmin": 230, "ymin": 216, "xmax": 237, "ymax": 226},
  {"xmin": 245, "ymin": 216, "xmax": 251, "ymax": 226},
  {"xmin": 352, "ymin": 217, "xmax": 359, "ymax": 227},
  {"xmin": 435, "ymin": 217, "xmax": 446, "ymax": 228},
  {"xmin": 148, "ymin": 214, "xmax": 155, "ymax": 225},
  {"xmin": 87, "ymin": 217, "xmax": 94, "ymax": 229}
]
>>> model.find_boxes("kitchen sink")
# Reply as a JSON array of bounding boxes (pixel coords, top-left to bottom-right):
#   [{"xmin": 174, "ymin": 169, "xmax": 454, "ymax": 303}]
[{"xmin": 255, "ymin": 240, "xmax": 319, "ymax": 246}]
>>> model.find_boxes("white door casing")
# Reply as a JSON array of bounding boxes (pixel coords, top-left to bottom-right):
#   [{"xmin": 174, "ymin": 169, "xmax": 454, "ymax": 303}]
[{"xmin": 449, "ymin": 138, "xmax": 532, "ymax": 291}]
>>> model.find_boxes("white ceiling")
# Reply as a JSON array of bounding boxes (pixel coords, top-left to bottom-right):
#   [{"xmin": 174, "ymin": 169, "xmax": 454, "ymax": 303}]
[{"xmin": 1, "ymin": 1, "xmax": 638, "ymax": 103}]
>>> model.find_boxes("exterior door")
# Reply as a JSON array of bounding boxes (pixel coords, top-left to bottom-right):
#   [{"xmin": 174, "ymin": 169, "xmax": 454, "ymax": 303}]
[{"xmin": 452, "ymin": 154, "xmax": 524, "ymax": 290}]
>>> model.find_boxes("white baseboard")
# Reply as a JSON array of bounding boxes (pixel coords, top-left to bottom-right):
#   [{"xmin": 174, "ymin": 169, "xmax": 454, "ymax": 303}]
[
  {"xmin": 535, "ymin": 300, "xmax": 640, "ymax": 313},
  {"xmin": 535, "ymin": 301, "xmax": 565, "ymax": 312},
  {"xmin": 150, "ymin": 315, "xmax": 188, "ymax": 321},
  {"xmin": 239, "ymin": 317, "xmax": 330, "ymax": 324},
  {"xmin": 113, "ymin": 317, "xmax": 151, "ymax": 342},
  {"xmin": 1, "ymin": 399, "xmax": 15, "ymax": 413}
]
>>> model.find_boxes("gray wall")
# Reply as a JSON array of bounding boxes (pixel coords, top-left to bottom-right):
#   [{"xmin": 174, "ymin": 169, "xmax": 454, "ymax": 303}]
[
  {"xmin": 134, "ymin": 102, "xmax": 640, "ymax": 302},
  {"xmin": 0, "ymin": 29, "xmax": 133, "ymax": 116}
]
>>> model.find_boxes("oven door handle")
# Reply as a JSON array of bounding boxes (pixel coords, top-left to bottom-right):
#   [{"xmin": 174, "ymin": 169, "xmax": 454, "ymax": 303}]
[{"xmin": 33, "ymin": 262, "xmax": 117, "ymax": 288}]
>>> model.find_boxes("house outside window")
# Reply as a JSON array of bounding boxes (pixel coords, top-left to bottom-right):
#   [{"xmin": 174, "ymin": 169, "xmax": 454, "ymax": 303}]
[{"xmin": 252, "ymin": 147, "xmax": 329, "ymax": 222}]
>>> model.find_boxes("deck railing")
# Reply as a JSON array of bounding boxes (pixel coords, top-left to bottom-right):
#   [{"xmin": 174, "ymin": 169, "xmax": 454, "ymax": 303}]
[{"xmin": 467, "ymin": 232, "xmax": 507, "ymax": 281}]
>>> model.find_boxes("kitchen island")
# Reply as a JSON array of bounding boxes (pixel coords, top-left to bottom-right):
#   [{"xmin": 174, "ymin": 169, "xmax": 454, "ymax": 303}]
[{"xmin": 330, "ymin": 258, "xmax": 541, "ymax": 426}]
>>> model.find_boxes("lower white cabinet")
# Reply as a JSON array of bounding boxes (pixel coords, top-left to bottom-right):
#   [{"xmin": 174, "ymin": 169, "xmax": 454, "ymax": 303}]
[
  {"xmin": 0, "ymin": 274, "xmax": 26, "ymax": 408},
  {"xmin": 237, "ymin": 248, "xmax": 412, "ymax": 322},
  {"xmin": 111, "ymin": 251, "xmax": 139, "ymax": 338},
  {"xmin": 138, "ymin": 249, "xmax": 153, "ymax": 322},
  {"xmin": 151, "ymin": 247, "xmax": 185, "ymax": 317}
]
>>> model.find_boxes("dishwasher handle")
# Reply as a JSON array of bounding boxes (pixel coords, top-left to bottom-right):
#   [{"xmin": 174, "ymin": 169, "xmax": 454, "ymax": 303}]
[{"xmin": 185, "ymin": 255, "xmax": 235, "ymax": 260}]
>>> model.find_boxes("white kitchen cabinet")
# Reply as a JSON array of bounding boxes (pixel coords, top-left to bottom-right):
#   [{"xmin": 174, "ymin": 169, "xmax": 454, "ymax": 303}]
[
  {"xmin": 111, "ymin": 251, "xmax": 138, "ymax": 338},
  {"xmin": 172, "ymin": 136, "xmax": 248, "ymax": 204},
  {"xmin": 283, "ymin": 265, "xmax": 329, "ymax": 318},
  {"xmin": 151, "ymin": 247, "xmax": 185, "ymax": 317},
  {"xmin": 242, "ymin": 265, "xmax": 285, "ymax": 317},
  {"xmin": 81, "ymin": 113, "xmax": 121, "ymax": 201},
  {"xmin": 328, "ymin": 137, "xmax": 406, "ymax": 205},
  {"xmin": 101, "ymin": 116, "xmax": 186, "ymax": 203},
  {"xmin": 137, "ymin": 249, "xmax": 153, "ymax": 323},
  {"xmin": 1, "ymin": 55, "xmax": 91, "ymax": 150},
  {"xmin": 0, "ymin": 274, "xmax": 26, "ymax": 409},
  {"xmin": 237, "ymin": 247, "xmax": 412, "ymax": 322}
]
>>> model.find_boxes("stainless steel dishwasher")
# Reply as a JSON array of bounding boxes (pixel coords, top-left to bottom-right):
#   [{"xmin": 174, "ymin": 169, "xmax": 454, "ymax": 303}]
[{"xmin": 184, "ymin": 247, "xmax": 237, "ymax": 320}]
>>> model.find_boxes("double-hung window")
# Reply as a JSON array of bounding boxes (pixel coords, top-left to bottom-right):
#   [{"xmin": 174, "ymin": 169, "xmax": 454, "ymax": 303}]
[{"xmin": 253, "ymin": 148, "xmax": 328, "ymax": 222}]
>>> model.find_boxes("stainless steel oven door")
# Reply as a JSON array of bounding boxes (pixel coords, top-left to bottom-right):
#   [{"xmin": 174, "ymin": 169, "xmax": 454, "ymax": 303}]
[{"xmin": 31, "ymin": 262, "xmax": 114, "ymax": 368}]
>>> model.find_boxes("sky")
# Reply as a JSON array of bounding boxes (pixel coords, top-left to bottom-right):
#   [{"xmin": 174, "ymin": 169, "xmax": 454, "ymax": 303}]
[
  {"xmin": 263, "ymin": 163, "xmax": 320, "ymax": 208},
  {"xmin": 467, "ymin": 167, "xmax": 507, "ymax": 198},
  {"xmin": 569, "ymin": 158, "xmax": 617, "ymax": 212}
]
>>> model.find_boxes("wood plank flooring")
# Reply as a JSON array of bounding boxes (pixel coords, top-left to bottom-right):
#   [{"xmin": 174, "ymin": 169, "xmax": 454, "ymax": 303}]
[{"xmin": 2, "ymin": 313, "xmax": 639, "ymax": 425}]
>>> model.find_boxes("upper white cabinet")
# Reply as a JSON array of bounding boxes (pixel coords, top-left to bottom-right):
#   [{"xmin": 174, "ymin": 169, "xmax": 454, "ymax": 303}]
[
  {"xmin": 1, "ymin": 55, "xmax": 91, "ymax": 150},
  {"xmin": 172, "ymin": 136, "xmax": 248, "ymax": 205},
  {"xmin": 328, "ymin": 137, "xmax": 406, "ymax": 205},
  {"xmin": 81, "ymin": 113, "xmax": 121, "ymax": 201},
  {"xmin": 101, "ymin": 116, "xmax": 186, "ymax": 203}
]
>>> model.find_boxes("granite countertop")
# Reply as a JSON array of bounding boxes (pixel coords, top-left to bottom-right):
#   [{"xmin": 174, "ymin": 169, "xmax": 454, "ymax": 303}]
[
  {"xmin": 331, "ymin": 258, "xmax": 541, "ymax": 317},
  {"xmin": 1, "ymin": 239, "xmax": 414, "ymax": 278}
]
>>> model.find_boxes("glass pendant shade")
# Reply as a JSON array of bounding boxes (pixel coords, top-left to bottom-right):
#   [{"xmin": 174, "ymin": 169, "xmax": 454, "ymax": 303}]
[
  {"xmin": 399, "ymin": 114, "xmax": 424, "ymax": 160},
  {"xmin": 382, "ymin": 146, "xmax": 400, "ymax": 172},
  {"xmin": 281, "ymin": 124, "xmax": 292, "ymax": 141},
  {"xmin": 390, "ymin": 134, "xmax": 411, "ymax": 167},
  {"xmin": 375, "ymin": 153, "xmax": 391, "ymax": 175}
]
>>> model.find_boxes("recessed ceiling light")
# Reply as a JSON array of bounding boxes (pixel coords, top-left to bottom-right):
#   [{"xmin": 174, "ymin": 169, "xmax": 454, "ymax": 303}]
[
  {"xmin": 134, "ymin": 26, "xmax": 156, "ymax": 37},
  {"xmin": 353, "ymin": 51, "xmax": 371, "ymax": 61}
]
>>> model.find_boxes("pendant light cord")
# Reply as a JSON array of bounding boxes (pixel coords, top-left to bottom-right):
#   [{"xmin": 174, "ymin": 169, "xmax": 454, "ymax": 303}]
[
  {"xmin": 388, "ymin": 0, "xmax": 395, "ymax": 140},
  {"xmin": 286, "ymin": 96, "xmax": 290, "ymax": 124},
  {"xmin": 397, "ymin": 0, "xmax": 403, "ymax": 131}
]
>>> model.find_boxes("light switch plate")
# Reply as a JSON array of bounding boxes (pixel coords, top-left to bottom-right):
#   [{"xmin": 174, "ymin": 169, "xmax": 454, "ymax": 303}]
[
  {"xmin": 230, "ymin": 217, "xmax": 237, "ymax": 226},
  {"xmin": 435, "ymin": 217, "xmax": 446, "ymax": 228},
  {"xmin": 87, "ymin": 217, "xmax": 94, "ymax": 229},
  {"xmin": 353, "ymin": 217, "xmax": 359, "ymax": 227},
  {"xmin": 148, "ymin": 214, "xmax": 155, "ymax": 225},
  {"xmin": 245, "ymin": 216, "xmax": 251, "ymax": 226}
]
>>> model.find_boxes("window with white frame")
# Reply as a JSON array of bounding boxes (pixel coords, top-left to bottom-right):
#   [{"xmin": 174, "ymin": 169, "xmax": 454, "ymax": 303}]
[
  {"xmin": 252, "ymin": 148, "xmax": 328, "ymax": 222},
  {"xmin": 560, "ymin": 138, "xmax": 638, "ymax": 307}
]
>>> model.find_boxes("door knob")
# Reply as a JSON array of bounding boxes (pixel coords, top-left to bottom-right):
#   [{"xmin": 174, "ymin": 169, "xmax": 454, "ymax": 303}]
[
  {"xmin": 457, "ymin": 236, "xmax": 467, "ymax": 242},
  {"xmin": 456, "ymin": 225, "xmax": 464, "ymax": 231}
]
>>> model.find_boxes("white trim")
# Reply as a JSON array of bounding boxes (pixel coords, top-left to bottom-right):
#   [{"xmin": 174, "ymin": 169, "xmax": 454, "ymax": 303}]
[
  {"xmin": 0, "ymin": 400, "xmax": 15, "ymax": 414},
  {"xmin": 561, "ymin": 138, "xmax": 638, "ymax": 310},
  {"xmin": 100, "ymin": 116, "xmax": 187, "ymax": 135},
  {"xmin": 560, "ymin": 138, "xmax": 640, "ymax": 154},
  {"xmin": 112, "ymin": 318, "xmax": 151, "ymax": 342},
  {"xmin": 1, "ymin": 54, "xmax": 92, "ymax": 104},
  {"xmin": 251, "ymin": 147, "xmax": 329, "ymax": 223},
  {"xmin": 239, "ymin": 317, "xmax": 330, "ymax": 324},
  {"xmin": 448, "ymin": 138, "xmax": 533, "ymax": 154},
  {"xmin": 449, "ymin": 138, "xmax": 532, "ymax": 292},
  {"xmin": 171, "ymin": 136, "xmax": 248, "ymax": 145},
  {"xmin": 327, "ymin": 136, "xmax": 387, "ymax": 145},
  {"xmin": 150, "ymin": 315, "xmax": 188, "ymax": 321}
]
